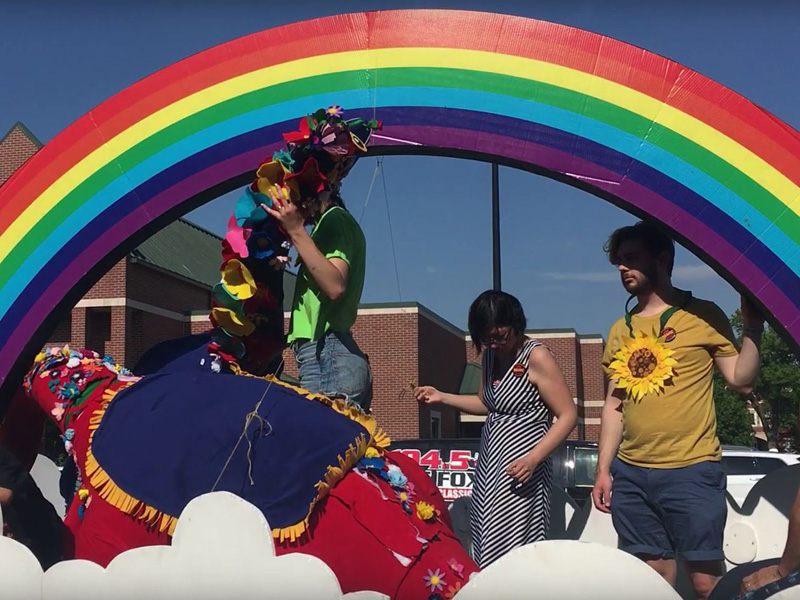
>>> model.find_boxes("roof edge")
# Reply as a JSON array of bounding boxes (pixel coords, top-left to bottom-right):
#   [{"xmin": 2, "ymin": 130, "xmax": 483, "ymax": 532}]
[{"xmin": 1, "ymin": 121, "xmax": 43, "ymax": 149}]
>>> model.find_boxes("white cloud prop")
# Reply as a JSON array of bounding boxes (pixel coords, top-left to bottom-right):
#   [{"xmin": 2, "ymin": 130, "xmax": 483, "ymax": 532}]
[
  {"xmin": 2, "ymin": 492, "xmax": 388, "ymax": 600},
  {"xmin": 456, "ymin": 540, "xmax": 681, "ymax": 600}
]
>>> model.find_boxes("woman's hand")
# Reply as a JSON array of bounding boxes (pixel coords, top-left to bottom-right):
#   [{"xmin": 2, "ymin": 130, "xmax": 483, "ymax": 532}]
[
  {"xmin": 413, "ymin": 386, "xmax": 444, "ymax": 405},
  {"xmin": 262, "ymin": 185, "xmax": 305, "ymax": 236},
  {"xmin": 506, "ymin": 454, "xmax": 539, "ymax": 484}
]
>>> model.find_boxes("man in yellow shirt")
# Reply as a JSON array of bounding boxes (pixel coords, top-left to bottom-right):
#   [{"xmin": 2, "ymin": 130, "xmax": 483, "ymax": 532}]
[{"xmin": 591, "ymin": 222, "xmax": 764, "ymax": 600}]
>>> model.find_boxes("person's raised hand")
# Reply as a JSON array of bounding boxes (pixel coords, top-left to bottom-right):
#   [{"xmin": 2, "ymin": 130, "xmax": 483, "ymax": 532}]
[
  {"xmin": 413, "ymin": 386, "xmax": 444, "ymax": 405},
  {"xmin": 262, "ymin": 184, "xmax": 305, "ymax": 236}
]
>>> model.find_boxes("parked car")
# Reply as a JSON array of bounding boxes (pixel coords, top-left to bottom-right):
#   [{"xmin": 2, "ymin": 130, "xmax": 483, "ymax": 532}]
[
  {"xmin": 388, "ymin": 438, "xmax": 598, "ymax": 505},
  {"xmin": 720, "ymin": 448, "xmax": 800, "ymax": 506},
  {"xmin": 389, "ymin": 439, "xmax": 800, "ymax": 508}
]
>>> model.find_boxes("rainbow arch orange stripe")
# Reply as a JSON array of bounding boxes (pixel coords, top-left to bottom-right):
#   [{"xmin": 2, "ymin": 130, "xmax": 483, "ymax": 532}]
[{"xmin": 2, "ymin": 9, "xmax": 800, "ymax": 394}]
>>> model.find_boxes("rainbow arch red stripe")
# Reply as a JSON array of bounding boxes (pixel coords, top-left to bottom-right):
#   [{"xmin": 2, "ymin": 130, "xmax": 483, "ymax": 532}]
[{"xmin": 1, "ymin": 9, "xmax": 800, "ymax": 397}]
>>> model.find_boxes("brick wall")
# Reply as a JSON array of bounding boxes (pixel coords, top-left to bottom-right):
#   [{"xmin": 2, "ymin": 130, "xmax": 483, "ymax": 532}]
[
  {"xmin": 417, "ymin": 312, "xmax": 465, "ymax": 438},
  {"xmin": 355, "ymin": 312, "xmax": 419, "ymax": 441},
  {"xmin": 0, "ymin": 125, "xmax": 39, "ymax": 185},
  {"xmin": 127, "ymin": 262, "xmax": 210, "ymax": 312},
  {"xmin": 126, "ymin": 309, "xmax": 186, "ymax": 369},
  {"xmin": 83, "ymin": 259, "xmax": 127, "ymax": 299}
]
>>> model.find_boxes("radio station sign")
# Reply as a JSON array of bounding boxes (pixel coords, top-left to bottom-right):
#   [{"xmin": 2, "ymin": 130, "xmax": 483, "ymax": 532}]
[{"xmin": 394, "ymin": 447, "xmax": 479, "ymax": 502}]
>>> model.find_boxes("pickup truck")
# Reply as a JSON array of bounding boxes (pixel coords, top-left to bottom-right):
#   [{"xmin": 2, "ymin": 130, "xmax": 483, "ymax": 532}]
[{"xmin": 388, "ymin": 438, "xmax": 599, "ymax": 505}]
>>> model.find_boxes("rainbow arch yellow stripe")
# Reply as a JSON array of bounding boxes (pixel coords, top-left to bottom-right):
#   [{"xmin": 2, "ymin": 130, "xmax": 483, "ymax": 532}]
[{"xmin": 2, "ymin": 9, "xmax": 800, "ymax": 394}]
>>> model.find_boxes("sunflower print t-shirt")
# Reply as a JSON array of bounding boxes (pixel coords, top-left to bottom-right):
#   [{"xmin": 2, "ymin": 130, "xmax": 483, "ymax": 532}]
[{"xmin": 602, "ymin": 298, "xmax": 738, "ymax": 469}]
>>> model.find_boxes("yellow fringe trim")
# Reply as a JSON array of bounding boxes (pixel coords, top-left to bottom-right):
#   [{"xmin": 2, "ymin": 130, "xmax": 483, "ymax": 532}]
[
  {"xmin": 84, "ymin": 383, "xmax": 179, "ymax": 536},
  {"xmin": 229, "ymin": 363, "xmax": 393, "ymax": 542},
  {"xmin": 85, "ymin": 367, "xmax": 394, "ymax": 543}
]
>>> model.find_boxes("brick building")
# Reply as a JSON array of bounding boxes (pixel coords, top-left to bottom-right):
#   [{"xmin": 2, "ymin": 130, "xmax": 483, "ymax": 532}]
[{"xmin": 2, "ymin": 122, "xmax": 606, "ymax": 443}]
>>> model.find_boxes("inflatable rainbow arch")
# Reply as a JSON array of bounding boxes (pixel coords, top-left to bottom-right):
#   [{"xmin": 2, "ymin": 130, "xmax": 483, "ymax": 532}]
[{"xmin": 2, "ymin": 9, "xmax": 800, "ymax": 396}]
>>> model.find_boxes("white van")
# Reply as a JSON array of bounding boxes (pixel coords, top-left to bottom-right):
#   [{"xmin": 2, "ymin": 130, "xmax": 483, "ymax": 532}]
[{"xmin": 721, "ymin": 447, "xmax": 800, "ymax": 506}]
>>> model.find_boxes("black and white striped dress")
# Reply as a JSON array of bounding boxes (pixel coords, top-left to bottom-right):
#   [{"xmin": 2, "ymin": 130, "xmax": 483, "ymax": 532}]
[{"xmin": 470, "ymin": 338, "xmax": 553, "ymax": 568}]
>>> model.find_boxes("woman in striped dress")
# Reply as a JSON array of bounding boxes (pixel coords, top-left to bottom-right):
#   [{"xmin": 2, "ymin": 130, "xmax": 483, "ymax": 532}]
[{"xmin": 415, "ymin": 291, "xmax": 576, "ymax": 568}]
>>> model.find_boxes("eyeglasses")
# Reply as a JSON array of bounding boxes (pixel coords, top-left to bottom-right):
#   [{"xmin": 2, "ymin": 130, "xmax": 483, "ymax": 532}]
[{"xmin": 480, "ymin": 329, "xmax": 511, "ymax": 345}]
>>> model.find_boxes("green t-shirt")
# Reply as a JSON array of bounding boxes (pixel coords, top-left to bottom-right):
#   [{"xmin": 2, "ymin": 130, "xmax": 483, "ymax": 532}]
[{"xmin": 288, "ymin": 206, "xmax": 366, "ymax": 343}]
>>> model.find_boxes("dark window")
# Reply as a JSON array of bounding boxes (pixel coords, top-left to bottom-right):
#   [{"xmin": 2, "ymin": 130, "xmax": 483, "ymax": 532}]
[
  {"xmin": 722, "ymin": 456, "xmax": 761, "ymax": 475},
  {"xmin": 86, "ymin": 307, "xmax": 112, "ymax": 356},
  {"xmin": 756, "ymin": 457, "xmax": 790, "ymax": 475},
  {"xmin": 430, "ymin": 412, "xmax": 441, "ymax": 439}
]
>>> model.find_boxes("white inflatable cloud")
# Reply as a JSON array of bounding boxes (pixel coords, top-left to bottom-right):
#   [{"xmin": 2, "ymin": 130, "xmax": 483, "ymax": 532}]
[
  {"xmin": 456, "ymin": 540, "xmax": 681, "ymax": 600},
  {"xmin": 2, "ymin": 491, "xmax": 388, "ymax": 600}
]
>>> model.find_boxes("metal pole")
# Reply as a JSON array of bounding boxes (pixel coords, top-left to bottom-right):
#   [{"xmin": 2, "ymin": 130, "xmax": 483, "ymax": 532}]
[{"xmin": 491, "ymin": 163, "xmax": 501, "ymax": 291}]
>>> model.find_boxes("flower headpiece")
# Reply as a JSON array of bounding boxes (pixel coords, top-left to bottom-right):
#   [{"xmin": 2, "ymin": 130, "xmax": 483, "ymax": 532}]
[{"xmin": 209, "ymin": 106, "xmax": 380, "ymax": 373}]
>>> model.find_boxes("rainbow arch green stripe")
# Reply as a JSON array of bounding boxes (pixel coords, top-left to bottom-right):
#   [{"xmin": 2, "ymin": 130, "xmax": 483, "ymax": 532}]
[{"xmin": 1, "ymin": 10, "xmax": 800, "ymax": 397}]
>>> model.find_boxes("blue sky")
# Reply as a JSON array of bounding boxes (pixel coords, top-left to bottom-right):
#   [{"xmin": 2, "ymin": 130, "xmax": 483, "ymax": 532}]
[{"xmin": 3, "ymin": 0, "xmax": 800, "ymax": 336}]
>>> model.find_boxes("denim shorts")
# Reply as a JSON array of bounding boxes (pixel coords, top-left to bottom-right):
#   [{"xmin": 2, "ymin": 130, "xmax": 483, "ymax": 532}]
[
  {"xmin": 292, "ymin": 331, "xmax": 372, "ymax": 411},
  {"xmin": 610, "ymin": 457, "xmax": 727, "ymax": 562}
]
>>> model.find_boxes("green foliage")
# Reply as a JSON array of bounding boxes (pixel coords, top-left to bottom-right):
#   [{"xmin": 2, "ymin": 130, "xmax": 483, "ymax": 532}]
[
  {"xmin": 713, "ymin": 369, "xmax": 754, "ymax": 447},
  {"xmin": 714, "ymin": 310, "xmax": 800, "ymax": 451}
]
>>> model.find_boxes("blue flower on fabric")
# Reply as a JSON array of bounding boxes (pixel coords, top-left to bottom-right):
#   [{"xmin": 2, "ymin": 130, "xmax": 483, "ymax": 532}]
[
  {"xmin": 272, "ymin": 148, "xmax": 295, "ymax": 170},
  {"xmin": 357, "ymin": 457, "xmax": 385, "ymax": 473},
  {"xmin": 58, "ymin": 382, "xmax": 80, "ymax": 400},
  {"xmin": 70, "ymin": 371, "xmax": 84, "ymax": 383},
  {"xmin": 234, "ymin": 187, "xmax": 271, "ymax": 228},
  {"xmin": 102, "ymin": 355, "xmax": 115, "ymax": 365},
  {"xmin": 246, "ymin": 231, "xmax": 276, "ymax": 260},
  {"xmin": 48, "ymin": 381, "xmax": 59, "ymax": 393},
  {"xmin": 64, "ymin": 428, "xmax": 75, "ymax": 441},
  {"xmin": 387, "ymin": 465, "xmax": 408, "ymax": 488}
]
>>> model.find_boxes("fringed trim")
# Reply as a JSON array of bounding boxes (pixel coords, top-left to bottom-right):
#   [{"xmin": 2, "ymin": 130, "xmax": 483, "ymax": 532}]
[
  {"xmin": 272, "ymin": 432, "xmax": 371, "ymax": 544},
  {"xmin": 84, "ymin": 382, "xmax": 179, "ymax": 536},
  {"xmin": 228, "ymin": 363, "xmax": 393, "ymax": 541}
]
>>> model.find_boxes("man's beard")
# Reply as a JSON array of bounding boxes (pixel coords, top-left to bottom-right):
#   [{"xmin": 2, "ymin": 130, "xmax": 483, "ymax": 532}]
[{"xmin": 625, "ymin": 264, "xmax": 660, "ymax": 295}]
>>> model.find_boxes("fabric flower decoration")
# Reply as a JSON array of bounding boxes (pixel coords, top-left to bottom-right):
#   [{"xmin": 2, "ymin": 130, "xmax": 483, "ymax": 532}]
[
  {"xmin": 211, "ymin": 307, "xmax": 256, "ymax": 337},
  {"xmin": 447, "ymin": 558, "xmax": 464, "ymax": 580},
  {"xmin": 406, "ymin": 481, "xmax": 417, "ymax": 499},
  {"xmin": 416, "ymin": 501, "xmax": 436, "ymax": 522},
  {"xmin": 284, "ymin": 156, "xmax": 327, "ymax": 200},
  {"xmin": 609, "ymin": 330, "xmax": 677, "ymax": 401},
  {"xmin": 220, "ymin": 259, "xmax": 257, "ymax": 300},
  {"xmin": 387, "ymin": 464, "xmax": 408, "ymax": 488},
  {"xmin": 246, "ymin": 231, "xmax": 276, "ymax": 260},
  {"xmin": 357, "ymin": 457, "xmax": 385, "ymax": 472},
  {"xmin": 212, "ymin": 283, "xmax": 245, "ymax": 313},
  {"xmin": 395, "ymin": 489, "xmax": 412, "ymax": 513},
  {"xmin": 365, "ymin": 447, "xmax": 381, "ymax": 459},
  {"xmin": 224, "ymin": 214, "xmax": 250, "ymax": 259},
  {"xmin": 58, "ymin": 382, "xmax": 80, "ymax": 401},
  {"xmin": 282, "ymin": 115, "xmax": 314, "ymax": 145},
  {"xmin": 235, "ymin": 187, "xmax": 271, "ymax": 228},
  {"xmin": 272, "ymin": 148, "xmax": 295, "ymax": 169},
  {"xmin": 51, "ymin": 402, "xmax": 65, "ymax": 422},
  {"xmin": 244, "ymin": 284, "xmax": 280, "ymax": 314},
  {"xmin": 445, "ymin": 582, "xmax": 463, "ymax": 599},
  {"xmin": 423, "ymin": 569, "xmax": 446, "ymax": 593},
  {"xmin": 326, "ymin": 105, "xmax": 344, "ymax": 118}
]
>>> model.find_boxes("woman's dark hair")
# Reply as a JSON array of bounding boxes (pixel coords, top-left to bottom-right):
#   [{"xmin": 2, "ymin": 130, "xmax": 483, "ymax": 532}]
[
  {"xmin": 604, "ymin": 221, "xmax": 675, "ymax": 275},
  {"xmin": 468, "ymin": 290, "xmax": 527, "ymax": 353}
]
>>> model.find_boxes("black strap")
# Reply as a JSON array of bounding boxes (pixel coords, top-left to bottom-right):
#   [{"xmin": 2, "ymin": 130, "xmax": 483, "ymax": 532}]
[{"xmin": 625, "ymin": 290, "xmax": 692, "ymax": 336}]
